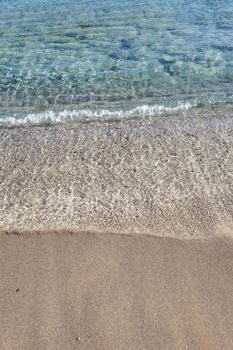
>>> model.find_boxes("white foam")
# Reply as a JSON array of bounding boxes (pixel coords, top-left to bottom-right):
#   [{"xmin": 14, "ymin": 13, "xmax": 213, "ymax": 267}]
[{"xmin": 0, "ymin": 102, "xmax": 195, "ymax": 127}]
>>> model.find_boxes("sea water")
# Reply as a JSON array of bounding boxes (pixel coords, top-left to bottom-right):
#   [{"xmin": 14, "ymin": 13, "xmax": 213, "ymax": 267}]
[{"xmin": 0, "ymin": 0, "xmax": 233, "ymax": 126}]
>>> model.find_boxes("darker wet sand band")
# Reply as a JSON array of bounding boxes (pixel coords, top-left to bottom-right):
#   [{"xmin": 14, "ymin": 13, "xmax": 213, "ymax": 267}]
[
  {"xmin": 0, "ymin": 116, "xmax": 232, "ymax": 238},
  {"xmin": 1, "ymin": 232, "xmax": 233, "ymax": 350}
]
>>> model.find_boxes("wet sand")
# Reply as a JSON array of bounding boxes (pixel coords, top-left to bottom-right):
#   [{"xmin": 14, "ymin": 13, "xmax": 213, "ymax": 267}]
[
  {"xmin": 1, "ymin": 231, "xmax": 233, "ymax": 350},
  {"xmin": 0, "ymin": 116, "xmax": 232, "ymax": 237},
  {"xmin": 0, "ymin": 117, "xmax": 233, "ymax": 349}
]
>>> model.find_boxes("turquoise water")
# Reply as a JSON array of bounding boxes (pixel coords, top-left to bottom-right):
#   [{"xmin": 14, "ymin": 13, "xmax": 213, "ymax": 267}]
[{"xmin": 0, "ymin": 0, "xmax": 233, "ymax": 126}]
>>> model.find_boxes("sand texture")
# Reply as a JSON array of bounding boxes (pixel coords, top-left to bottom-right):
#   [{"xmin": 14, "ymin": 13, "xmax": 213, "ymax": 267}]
[
  {"xmin": 0, "ymin": 117, "xmax": 233, "ymax": 349},
  {"xmin": 1, "ymin": 231, "xmax": 233, "ymax": 350},
  {"xmin": 0, "ymin": 116, "xmax": 233, "ymax": 238}
]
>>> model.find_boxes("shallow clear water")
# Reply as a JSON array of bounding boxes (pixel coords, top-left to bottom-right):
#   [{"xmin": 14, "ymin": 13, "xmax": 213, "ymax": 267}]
[{"xmin": 0, "ymin": 0, "xmax": 233, "ymax": 125}]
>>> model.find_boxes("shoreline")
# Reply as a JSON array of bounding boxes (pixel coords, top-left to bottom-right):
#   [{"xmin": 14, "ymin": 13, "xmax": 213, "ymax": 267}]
[{"xmin": 0, "ymin": 103, "xmax": 233, "ymax": 128}]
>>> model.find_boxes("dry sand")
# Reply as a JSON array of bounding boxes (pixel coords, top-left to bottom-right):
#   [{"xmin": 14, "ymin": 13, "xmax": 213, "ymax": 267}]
[{"xmin": 1, "ymin": 231, "xmax": 233, "ymax": 350}]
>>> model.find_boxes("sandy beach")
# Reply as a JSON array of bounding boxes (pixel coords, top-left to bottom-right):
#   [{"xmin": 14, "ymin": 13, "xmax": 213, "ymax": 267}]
[
  {"xmin": 0, "ymin": 117, "xmax": 233, "ymax": 349},
  {"xmin": 0, "ymin": 116, "xmax": 232, "ymax": 237},
  {"xmin": 1, "ymin": 0, "xmax": 233, "ymax": 346},
  {"xmin": 1, "ymin": 231, "xmax": 233, "ymax": 350}
]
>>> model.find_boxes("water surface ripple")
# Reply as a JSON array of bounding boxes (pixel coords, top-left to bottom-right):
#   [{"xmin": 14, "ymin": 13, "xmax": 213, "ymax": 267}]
[{"xmin": 0, "ymin": 0, "xmax": 233, "ymax": 125}]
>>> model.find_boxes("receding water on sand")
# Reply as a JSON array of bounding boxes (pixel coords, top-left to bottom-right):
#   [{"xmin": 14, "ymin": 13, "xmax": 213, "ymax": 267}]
[{"xmin": 0, "ymin": 116, "xmax": 232, "ymax": 238}]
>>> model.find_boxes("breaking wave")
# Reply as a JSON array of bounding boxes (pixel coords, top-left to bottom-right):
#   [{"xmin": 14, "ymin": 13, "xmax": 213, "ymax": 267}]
[{"xmin": 0, "ymin": 102, "xmax": 196, "ymax": 127}]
